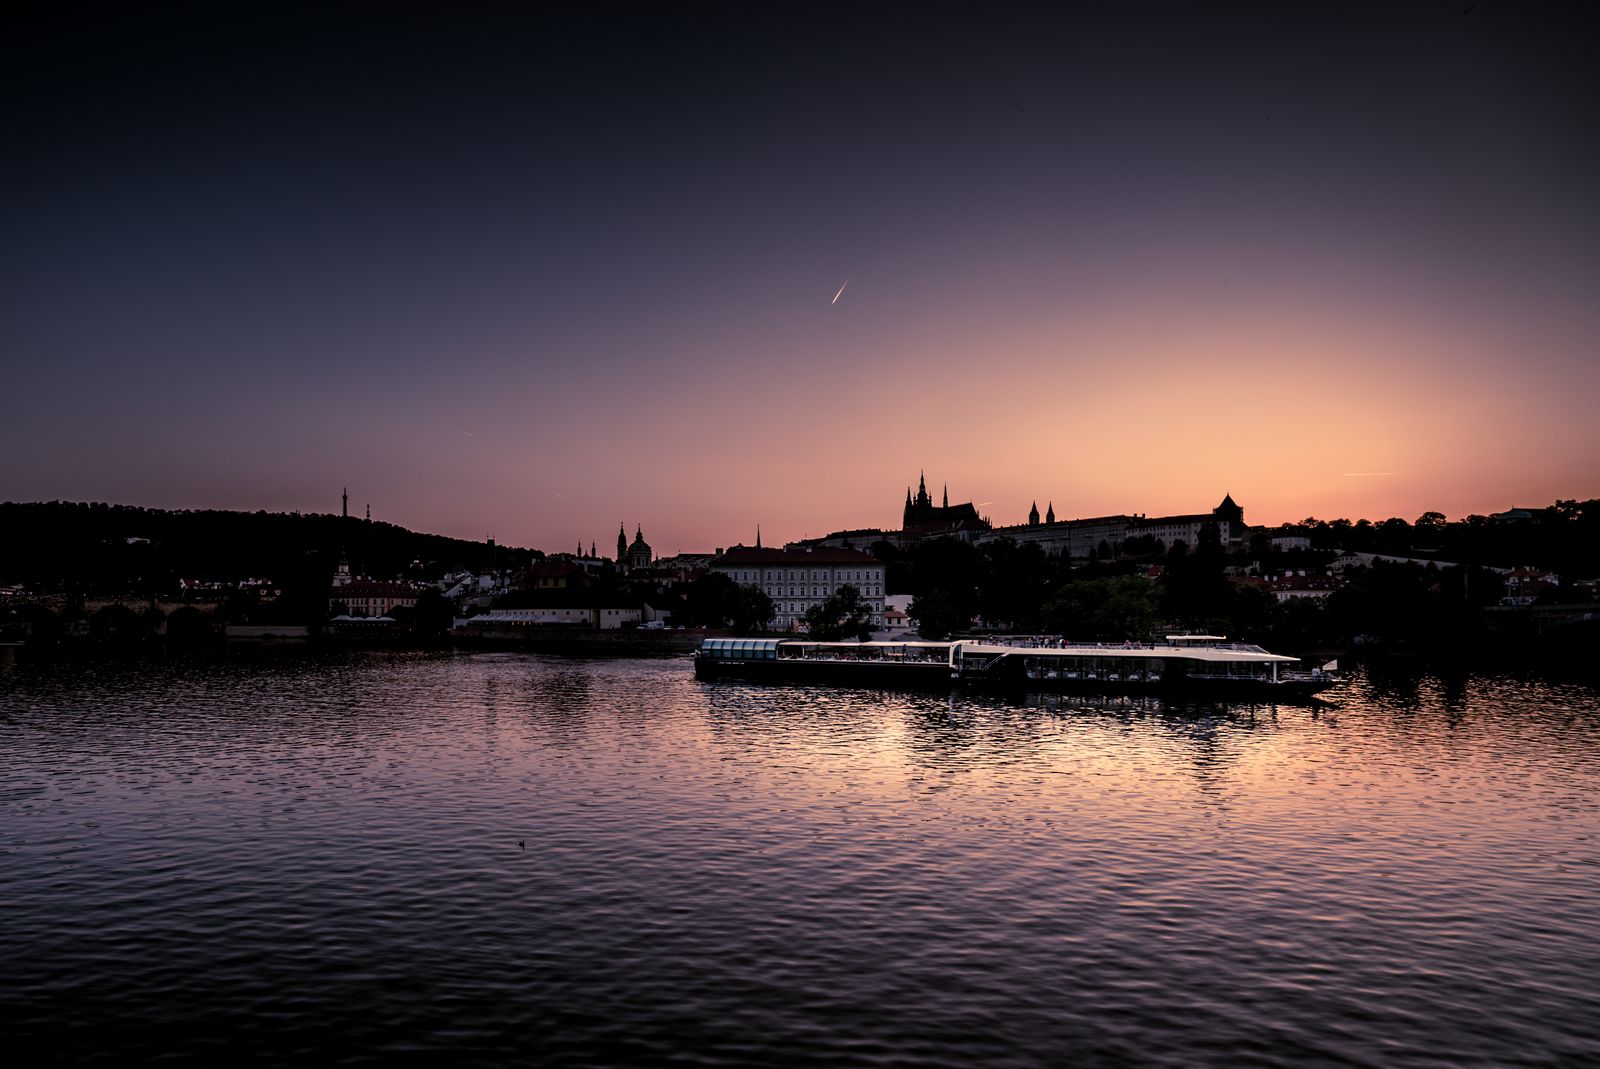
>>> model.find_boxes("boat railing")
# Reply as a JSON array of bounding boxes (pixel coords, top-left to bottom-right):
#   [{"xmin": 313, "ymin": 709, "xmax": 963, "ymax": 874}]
[
  {"xmin": 786, "ymin": 647, "xmax": 948, "ymax": 665},
  {"xmin": 956, "ymin": 650, "xmax": 1010, "ymax": 674}
]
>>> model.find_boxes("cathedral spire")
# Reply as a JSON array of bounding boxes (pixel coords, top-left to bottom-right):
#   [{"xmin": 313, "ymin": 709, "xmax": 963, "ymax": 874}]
[
  {"xmin": 943, "ymin": 484, "xmax": 948, "ymax": 508},
  {"xmin": 1028, "ymin": 500, "xmax": 1040, "ymax": 526},
  {"xmin": 1046, "ymin": 501, "xmax": 1055, "ymax": 524},
  {"xmin": 617, "ymin": 523, "xmax": 627, "ymax": 562},
  {"xmin": 755, "ymin": 524, "xmax": 762, "ymax": 549}
]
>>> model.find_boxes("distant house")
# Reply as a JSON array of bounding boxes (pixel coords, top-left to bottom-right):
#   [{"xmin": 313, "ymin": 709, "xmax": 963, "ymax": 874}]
[
  {"xmin": 1264, "ymin": 573, "xmax": 1338, "ymax": 602},
  {"xmin": 1502, "ymin": 567, "xmax": 1558, "ymax": 606},
  {"xmin": 329, "ymin": 580, "xmax": 420, "ymax": 618},
  {"xmin": 521, "ymin": 559, "xmax": 586, "ymax": 591},
  {"xmin": 1492, "ymin": 507, "xmax": 1541, "ymax": 523},
  {"xmin": 1270, "ymin": 535, "xmax": 1312, "ymax": 552}
]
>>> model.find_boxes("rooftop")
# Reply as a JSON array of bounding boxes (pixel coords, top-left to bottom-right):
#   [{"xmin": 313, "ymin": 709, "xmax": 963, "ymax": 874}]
[{"xmin": 716, "ymin": 546, "xmax": 879, "ymax": 565}]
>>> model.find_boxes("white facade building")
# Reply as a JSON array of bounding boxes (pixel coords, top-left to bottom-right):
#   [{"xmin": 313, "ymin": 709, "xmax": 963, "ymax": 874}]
[{"xmin": 711, "ymin": 546, "xmax": 886, "ymax": 632}]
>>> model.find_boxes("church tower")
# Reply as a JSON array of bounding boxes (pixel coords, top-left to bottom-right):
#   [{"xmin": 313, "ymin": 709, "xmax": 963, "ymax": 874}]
[
  {"xmin": 1028, "ymin": 501, "xmax": 1040, "ymax": 526},
  {"xmin": 617, "ymin": 523, "xmax": 627, "ymax": 563},
  {"xmin": 627, "ymin": 526, "xmax": 653, "ymax": 571},
  {"xmin": 1046, "ymin": 502, "xmax": 1055, "ymax": 524}
]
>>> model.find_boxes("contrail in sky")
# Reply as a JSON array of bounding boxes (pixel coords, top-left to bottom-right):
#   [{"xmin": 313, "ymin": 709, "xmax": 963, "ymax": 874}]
[
  {"xmin": 457, "ymin": 430, "xmax": 477, "ymax": 438},
  {"xmin": 832, "ymin": 278, "xmax": 850, "ymax": 305}
]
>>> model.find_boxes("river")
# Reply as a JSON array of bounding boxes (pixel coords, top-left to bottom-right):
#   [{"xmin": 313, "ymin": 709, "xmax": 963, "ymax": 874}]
[{"xmin": 3, "ymin": 651, "xmax": 1597, "ymax": 1067}]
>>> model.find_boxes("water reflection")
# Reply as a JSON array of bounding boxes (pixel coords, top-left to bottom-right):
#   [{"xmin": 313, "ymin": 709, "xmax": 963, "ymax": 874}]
[{"xmin": 2, "ymin": 653, "xmax": 1598, "ymax": 1068}]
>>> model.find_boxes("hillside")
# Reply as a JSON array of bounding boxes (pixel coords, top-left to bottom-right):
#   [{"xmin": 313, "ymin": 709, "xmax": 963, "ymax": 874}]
[{"xmin": 0, "ymin": 501, "xmax": 539, "ymax": 596}]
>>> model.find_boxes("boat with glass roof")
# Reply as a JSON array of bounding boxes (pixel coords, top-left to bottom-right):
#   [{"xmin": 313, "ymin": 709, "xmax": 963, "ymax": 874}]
[{"xmin": 694, "ymin": 634, "xmax": 1335, "ymax": 700}]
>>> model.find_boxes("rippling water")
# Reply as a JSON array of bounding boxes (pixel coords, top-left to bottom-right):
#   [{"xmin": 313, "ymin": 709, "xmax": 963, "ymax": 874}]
[{"xmin": 3, "ymin": 652, "xmax": 1598, "ymax": 1067}]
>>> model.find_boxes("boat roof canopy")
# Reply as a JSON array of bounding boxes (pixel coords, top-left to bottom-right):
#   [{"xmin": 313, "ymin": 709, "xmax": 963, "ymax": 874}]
[
  {"xmin": 699, "ymin": 637, "xmax": 784, "ymax": 653},
  {"xmin": 783, "ymin": 640, "xmax": 951, "ymax": 649},
  {"xmin": 958, "ymin": 643, "xmax": 1298, "ymax": 664}
]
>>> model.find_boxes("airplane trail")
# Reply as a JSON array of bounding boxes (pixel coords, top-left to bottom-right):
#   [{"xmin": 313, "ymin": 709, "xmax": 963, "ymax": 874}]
[{"xmin": 832, "ymin": 278, "xmax": 850, "ymax": 305}]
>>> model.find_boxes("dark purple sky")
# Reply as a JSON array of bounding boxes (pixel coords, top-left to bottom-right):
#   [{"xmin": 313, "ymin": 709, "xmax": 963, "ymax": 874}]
[{"xmin": 5, "ymin": 4, "xmax": 1596, "ymax": 552}]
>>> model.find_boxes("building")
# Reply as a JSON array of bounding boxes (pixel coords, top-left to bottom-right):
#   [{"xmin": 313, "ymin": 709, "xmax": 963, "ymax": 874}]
[
  {"xmin": 982, "ymin": 512, "xmax": 1138, "ymax": 558},
  {"xmin": 522, "ymin": 559, "xmax": 587, "ymax": 591},
  {"xmin": 711, "ymin": 546, "xmax": 886, "ymax": 632},
  {"xmin": 982, "ymin": 494, "xmax": 1247, "ymax": 558},
  {"xmin": 1126, "ymin": 494, "xmax": 1247, "ymax": 550},
  {"xmin": 1264, "ymin": 573, "xmax": 1338, "ymax": 602},
  {"xmin": 1502, "ymin": 566, "xmax": 1558, "ymax": 606},
  {"xmin": 459, "ymin": 605, "xmax": 645, "ymax": 630},
  {"xmin": 799, "ymin": 528, "xmax": 893, "ymax": 551},
  {"xmin": 329, "ymin": 579, "xmax": 420, "ymax": 618},
  {"xmin": 616, "ymin": 524, "xmax": 654, "ymax": 572},
  {"xmin": 901, "ymin": 473, "xmax": 991, "ymax": 541}
]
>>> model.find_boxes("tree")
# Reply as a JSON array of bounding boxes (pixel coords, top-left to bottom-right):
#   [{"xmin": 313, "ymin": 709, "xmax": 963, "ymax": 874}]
[
  {"xmin": 410, "ymin": 588, "xmax": 455, "ymax": 640},
  {"xmin": 681, "ymin": 572, "xmax": 773, "ymax": 630},
  {"xmin": 977, "ymin": 538, "xmax": 1054, "ymax": 630},
  {"xmin": 731, "ymin": 585, "xmax": 775, "ymax": 633},
  {"xmin": 1160, "ymin": 524, "xmax": 1230, "ymax": 627},
  {"xmin": 1040, "ymin": 576, "xmax": 1158, "ymax": 640},
  {"xmin": 909, "ymin": 590, "xmax": 966, "ymax": 640},
  {"xmin": 1415, "ymin": 511, "xmax": 1447, "ymax": 530},
  {"xmin": 912, "ymin": 536, "xmax": 983, "ymax": 626},
  {"xmin": 803, "ymin": 584, "xmax": 874, "ymax": 641}
]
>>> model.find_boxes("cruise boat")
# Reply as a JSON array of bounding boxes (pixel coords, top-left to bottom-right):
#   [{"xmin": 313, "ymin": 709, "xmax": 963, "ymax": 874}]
[{"xmin": 694, "ymin": 634, "xmax": 1335, "ymax": 700}]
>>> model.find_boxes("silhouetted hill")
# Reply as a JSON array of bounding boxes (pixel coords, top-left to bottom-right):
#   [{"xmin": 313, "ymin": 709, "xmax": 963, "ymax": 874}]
[{"xmin": 0, "ymin": 501, "xmax": 540, "ymax": 595}]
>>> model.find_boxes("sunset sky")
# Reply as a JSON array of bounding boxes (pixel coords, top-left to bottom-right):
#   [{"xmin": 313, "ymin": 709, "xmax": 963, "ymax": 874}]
[{"xmin": 5, "ymin": 5, "xmax": 1596, "ymax": 554}]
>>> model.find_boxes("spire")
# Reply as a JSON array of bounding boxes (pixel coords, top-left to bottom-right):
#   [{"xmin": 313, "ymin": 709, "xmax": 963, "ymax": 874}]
[
  {"xmin": 590, "ymin": 541, "xmax": 596, "ymax": 558},
  {"xmin": 617, "ymin": 523, "xmax": 627, "ymax": 561},
  {"xmin": 1028, "ymin": 500, "xmax": 1040, "ymax": 526},
  {"xmin": 919, "ymin": 471, "xmax": 926, "ymax": 494},
  {"xmin": 943, "ymin": 484, "xmax": 948, "ymax": 508},
  {"xmin": 341, "ymin": 487, "xmax": 348, "ymax": 519},
  {"xmin": 1046, "ymin": 501, "xmax": 1055, "ymax": 524},
  {"xmin": 756, "ymin": 525, "xmax": 762, "ymax": 549}
]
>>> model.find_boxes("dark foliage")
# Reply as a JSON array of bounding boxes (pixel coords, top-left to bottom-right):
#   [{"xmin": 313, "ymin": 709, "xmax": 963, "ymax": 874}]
[
  {"xmin": 680, "ymin": 572, "xmax": 775, "ymax": 632},
  {"xmin": 802, "ymin": 584, "xmax": 874, "ymax": 641},
  {"xmin": 0, "ymin": 501, "xmax": 538, "ymax": 625}
]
